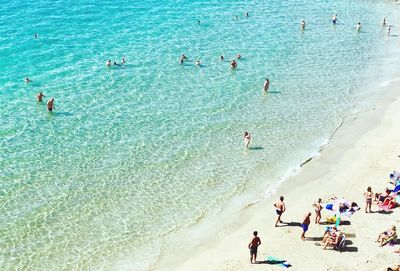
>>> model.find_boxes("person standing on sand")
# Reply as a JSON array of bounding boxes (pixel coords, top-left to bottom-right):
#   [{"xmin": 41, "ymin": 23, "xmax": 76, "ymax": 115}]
[
  {"xmin": 274, "ymin": 196, "xmax": 286, "ymax": 227},
  {"xmin": 364, "ymin": 186, "xmax": 373, "ymax": 213},
  {"xmin": 248, "ymin": 231, "xmax": 261, "ymax": 264},
  {"xmin": 313, "ymin": 198, "xmax": 322, "ymax": 224},
  {"xmin": 36, "ymin": 92, "xmax": 45, "ymax": 102},
  {"xmin": 301, "ymin": 212, "xmax": 311, "ymax": 240},
  {"xmin": 243, "ymin": 131, "xmax": 251, "ymax": 148},
  {"xmin": 263, "ymin": 78, "xmax": 270, "ymax": 93}
]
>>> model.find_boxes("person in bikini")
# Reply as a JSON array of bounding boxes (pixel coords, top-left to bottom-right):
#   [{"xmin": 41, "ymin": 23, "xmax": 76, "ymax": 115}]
[
  {"xmin": 364, "ymin": 186, "xmax": 373, "ymax": 213},
  {"xmin": 313, "ymin": 198, "xmax": 322, "ymax": 224},
  {"xmin": 274, "ymin": 196, "xmax": 286, "ymax": 227},
  {"xmin": 248, "ymin": 231, "xmax": 261, "ymax": 264}
]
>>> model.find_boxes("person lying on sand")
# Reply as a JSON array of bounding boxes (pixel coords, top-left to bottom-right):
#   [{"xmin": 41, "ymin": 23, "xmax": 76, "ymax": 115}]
[{"xmin": 376, "ymin": 225, "xmax": 397, "ymax": 246}]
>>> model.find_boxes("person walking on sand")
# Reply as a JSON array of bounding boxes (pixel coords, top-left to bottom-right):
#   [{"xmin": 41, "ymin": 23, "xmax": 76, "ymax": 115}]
[
  {"xmin": 274, "ymin": 196, "xmax": 286, "ymax": 227},
  {"xmin": 313, "ymin": 198, "xmax": 322, "ymax": 224},
  {"xmin": 301, "ymin": 212, "xmax": 311, "ymax": 240},
  {"xmin": 243, "ymin": 131, "xmax": 251, "ymax": 148},
  {"xmin": 364, "ymin": 186, "xmax": 373, "ymax": 213},
  {"xmin": 263, "ymin": 78, "xmax": 270, "ymax": 93},
  {"xmin": 248, "ymin": 231, "xmax": 261, "ymax": 264},
  {"xmin": 47, "ymin": 98, "xmax": 55, "ymax": 112},
  {"xmin": 36, "ymin": 92, "xmax": 45, "ymax": 102}
]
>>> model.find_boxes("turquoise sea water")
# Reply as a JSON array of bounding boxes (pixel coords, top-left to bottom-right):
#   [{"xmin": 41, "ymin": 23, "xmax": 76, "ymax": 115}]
[{"xmin": 1, "ymin": 0, "xmax": 399, "ymax": 270}]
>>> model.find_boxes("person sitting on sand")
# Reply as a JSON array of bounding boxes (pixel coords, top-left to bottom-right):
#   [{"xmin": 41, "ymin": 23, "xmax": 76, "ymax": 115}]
[
  {"xmin": 313, "ymin": 198, "xmax": 323, "ymax": 224},
  {"xmin": 364, "ymin": 186, "xmax": 373, "ymax": 213},
  {"xmin": 301, "ymin": 212, "xmax": 311, "ymax": 240},
  {"xmin": 231, "ymin": 60, "xmax": 237, "ymax": 69},
  {"xmin": 248, "ymin": 231, "xmax": 261, "ymax": 264},
  {"xmin": 243, "ymin": 131, "xmax": 251, "ymax": 148},
  {"xmin": 377, "ymin": 225, "xmax": 397, "ymax": 246},
  {"xmin": 322, "ymin": 226, "xmax": 338, "ymax": 243},
  {"xmin": 263, "ymin": 78, "xmax": 270, "ymax": 93},
  {"xmin": 375, "ymin": 188, "xmax": 391, "ymax": 204},
  {"xmin": 36, "ymin": 92, "xmax": 45, "ymax": 102},
  {"xmin": 25, "ymin": 77, "xmax": 32, "ymax": 83},
  {"xmin": 47, "ymin": 98, "xmax": 55, "ymax": 112},
  {"xmin": 323, "ymin": 231, "xmax": 343, "ymax": 250},
  {"xmin": 274, "ymin": 196, "xmax": 286, "ymax": 227},
  {"xmin": 387, "ymin": 265, "xmax": 400, "ymax": 271}
]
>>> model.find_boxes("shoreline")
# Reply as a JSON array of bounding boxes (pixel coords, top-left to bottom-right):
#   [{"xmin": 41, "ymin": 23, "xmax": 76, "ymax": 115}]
[{"xmin": 153, "ymin": 72, "xmax": 400, "ymax": 270}]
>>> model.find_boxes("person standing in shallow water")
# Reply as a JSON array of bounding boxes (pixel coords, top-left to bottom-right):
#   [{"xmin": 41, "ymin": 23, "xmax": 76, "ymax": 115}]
[
  {"xmin": 263, "ymin": 78, "xmax": 270, "ymax": 93},
  {"xmin": 47, "ymin": 98, "xmax": 55, "ymax": 112},
  {"xmin": 356, "ymin": 22, "xmax": 361, "ymax": 32},
  {"xmin": 243, "ymin": 131, "xmax": 251, "ymax": 148},
  {"xmin": 274, "ymin": 196, "xmax": 286, "ymax": 227},
  {"xmin": 332, "ymin": 14, "xmax": 337, "ymax": 24},
  {"xmin": 300, "ymin": 20, "xmax": 306, "ymax": 30},
  {"xmin": 36, "ymin": 92, "xmax": 45, "ymax": 102},
  {"xmin": 248, "ymin": 231, "xmax": 261, "ymax": 264}
]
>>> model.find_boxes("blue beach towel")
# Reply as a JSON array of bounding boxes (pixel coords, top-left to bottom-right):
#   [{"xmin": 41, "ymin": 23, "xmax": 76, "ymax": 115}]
[{"xmin": 266, "ymin": 256, "xmax": 292, "ymax": 268}]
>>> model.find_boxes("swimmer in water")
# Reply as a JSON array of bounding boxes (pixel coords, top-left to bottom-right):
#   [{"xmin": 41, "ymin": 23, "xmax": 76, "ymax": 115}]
[
  {"xmin": 301, "ymin": 20, "xmax": 306, "ymax": 30},
  {"xmin": 332, "ymin": 14, "xmax": 337, "ymax": 24},
  {"xmin": 34, "ymin": 34, "xmax": 38, "ymax": 39},
  {"xmin": 382, "ymin": 17, "xmax": 387, "ymax": 26},
  {"xmin": 47, "ymin": 98, "xmax": 54, "ymax": 112},
  {"xmin": 36, "ymin": 92, "xmax": 45, "ymax": 102},
  {"xmin": 113, "ymin": 61, "xmax": 121, "ymax": 66},
  {"xmin": 235, "ymin": 15, "xmax": 239, "ymax": 20},
  {"xmin": 246, "ymin": 12, "xmax": 249, "ymax": 17},
  {"xmin": 179, "ymin": 54, "xmax": 187, "ymax": 64},
  {"xmin": 236, "ymin": 53, "xmax": 241, "ymax": 59},
  {"xmin": 106, "ymin": 60, "xmax": 111, "ymax": 67},
  {"xmin": 356, "ymin": 22, "xmax": 361, "ymax": 32},
  {"xmin": 244, "ymin": 131, "xmax": 251, "ymax": 148},
  {"xmin": 121, "ymin": 58, "xmax": 126, "ymax": 64},
  {"xmin": 220, "ymin": 55, "xmax": 224, "ymax": 61},
  {"xmin": 195, "ymin": 60, "xmax": 201, "ymax": 66},
  {"xmin": 263, "ymin": 78, "xmax": 270, "ymax": 93},
  {"xmin": 387, "ymin": 25, "xmax": 391, "ymax": 36},
  {"xmin": 231, "ymin": 60, "xmax": 237, "ymax": 69},
  {"xmin": 197, "ymin": 20, "xmax": 200, "ymax": 24},
  {"xmin": 25, "ymin": 77, "xmax": 32, "ymax": 83}
]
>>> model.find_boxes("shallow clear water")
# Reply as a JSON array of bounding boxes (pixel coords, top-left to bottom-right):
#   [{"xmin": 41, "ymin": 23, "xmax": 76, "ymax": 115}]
[{"xmin": 0, "ymin": 0, "xmax": 399, "ymax": 270}]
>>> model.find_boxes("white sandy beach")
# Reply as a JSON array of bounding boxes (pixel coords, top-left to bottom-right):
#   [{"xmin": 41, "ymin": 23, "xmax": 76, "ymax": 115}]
[{"xmin": 153, "ymin": 81, "xmax": 400, "ymax": 270}]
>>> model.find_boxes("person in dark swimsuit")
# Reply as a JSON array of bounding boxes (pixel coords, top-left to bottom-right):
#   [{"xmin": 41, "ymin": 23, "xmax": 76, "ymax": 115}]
[
  {"xmin": 274, "ymin": 196, "xmax": 286, "ymax": 227},
  {"xmin": 47, "ymin": 98, "xmax": 54, "ymax": 112},
  {"xmin": 248, "ymin": 231, "xmax": 261, "ymax": 264}
]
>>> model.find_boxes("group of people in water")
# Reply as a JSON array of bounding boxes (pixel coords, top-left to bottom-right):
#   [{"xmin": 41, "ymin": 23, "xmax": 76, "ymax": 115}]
[
  {"xmin": 24, "ymin": 77, "xmax": 55, "ymax": 111},
  {"xmin": 179, "ymin": 52, "xmax": 242, "ymax": 69},
  {"xmin": 106, "ymin": 58, "xmax": 126, "ymax": 67}
]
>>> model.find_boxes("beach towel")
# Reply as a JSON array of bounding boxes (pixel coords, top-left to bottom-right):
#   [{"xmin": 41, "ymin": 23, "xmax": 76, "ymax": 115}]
[
  {"xmin": 378, "ymin": 197, "xmax": 397, "ymax": 211},
  {"xmin": 266, "ymin": 256, "xmax": 291, "ymax": 268}
]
